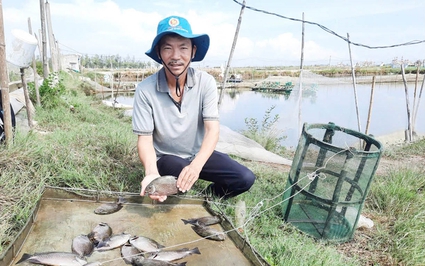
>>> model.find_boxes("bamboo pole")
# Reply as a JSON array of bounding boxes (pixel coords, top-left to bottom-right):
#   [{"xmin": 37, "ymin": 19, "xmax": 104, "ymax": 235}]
[
  {"xmin": 218, "ymin": 0, "xmax": 246, "ymax": 108},
  {"xmin": 347, "ymin": 33, "xmax": 362, "ymax": 134},
  {"xmin": 28, "ymin": 17, "xmax": 41, "ymax": 106},
  {"xmin": 365, "ymin": 76, "xmax": 376, "ymax": 135},
  {"xmin": 39, "ymin": 0, "xmax": 49, "ymax": 78},
  {"xmin": 412, "ymin": 73, "xmax": 424, "ymax": 137},
  {"xmin": 401, "ymin": 63, "xmax": 412, "ymax": 141},
  {"xmin": 45, "ymin": 0, "xmax": 58, "ymax": 72},
  {"xmin": 0, "ymin": 0, "xmax": 13, "ymax": 145},
  {"xmin": 20, "ymin": 67, "xmax": 33, "ymax": 128},
  {"xmin": 297, "ymin": 12, "xmax": 305, "ymax": 137},
  {"xmin": 411, "ymin": 64, "xmax": 419, "ymax": 135}
]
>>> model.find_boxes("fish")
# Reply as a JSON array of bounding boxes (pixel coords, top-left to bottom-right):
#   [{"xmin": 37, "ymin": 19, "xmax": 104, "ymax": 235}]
[
  {"xmin": 145, "ymin": 175, "xmax": 179, "ymax": 196},
  {"xmin": 95, "ymin": 232, "xmax": 132, "ymax": 251},
  {"xmin": 16, "ymin": 252, "xmax": 87, "ymax": 265},
  {"xmin": 181, "ymin": 215, "xmax": 221, "ymax": 226},
  {"xmin": 121, "ymin": 242, "xmax": 144, "ymax": 264},
  {"xmin": 71, "ymin": 234, "xmax": 95, "ymax": 257},
  {"xmin": 88, "ymin": 222, "xmax": 112, "ymax": 246},
  {"xmin": 146, "ymin": 247, "xmax": 201, "ymax": 262},
  {"xmin": 129, "ymin": 235, "xmax": 166, "ymax": 252},
  {"xmin": 131, "ymin": 257, "xmax": 187, "ymax": 266},
  {"xmin": 94, "ymin": 196, "xmax": 126, "ymax": 215},
  {"xmin": 190, "ymin": 225, "xmax": 226, "ymax": 241}
]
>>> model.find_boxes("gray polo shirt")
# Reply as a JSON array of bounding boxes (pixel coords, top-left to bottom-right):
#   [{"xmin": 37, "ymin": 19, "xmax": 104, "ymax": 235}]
[{"xmin": 132, "ymin": 67, "xmax": 219, "ymax": 160}]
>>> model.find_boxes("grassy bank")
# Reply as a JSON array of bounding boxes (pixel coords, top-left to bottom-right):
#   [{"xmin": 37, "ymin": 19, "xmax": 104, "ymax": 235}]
[{"xmin": 1, "ymin": 71, "xmax": 424, "ymax": 265}]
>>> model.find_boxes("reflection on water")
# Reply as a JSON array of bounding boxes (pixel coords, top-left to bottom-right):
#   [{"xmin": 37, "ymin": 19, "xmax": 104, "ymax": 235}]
[{"xmin": 104, "ymin": 82, "xmax": 424, "ymax": 150}]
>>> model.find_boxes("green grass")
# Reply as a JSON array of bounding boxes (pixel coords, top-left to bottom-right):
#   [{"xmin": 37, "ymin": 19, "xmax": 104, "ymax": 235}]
[{"xmin": 1, "ymin": 70, "xmax": 425, "ymax": 265}]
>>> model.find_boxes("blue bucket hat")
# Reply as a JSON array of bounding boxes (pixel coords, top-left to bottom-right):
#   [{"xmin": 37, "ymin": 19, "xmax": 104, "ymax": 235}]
[{"xmin": 145, "ymin": 16, "xmax": 210, "ymax": 64}]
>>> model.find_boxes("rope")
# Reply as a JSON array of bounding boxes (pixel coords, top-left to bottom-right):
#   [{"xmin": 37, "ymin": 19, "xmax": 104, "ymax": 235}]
[{"xmin": 231, "ymin": 0, "xmax": 425, "ymax": 49}]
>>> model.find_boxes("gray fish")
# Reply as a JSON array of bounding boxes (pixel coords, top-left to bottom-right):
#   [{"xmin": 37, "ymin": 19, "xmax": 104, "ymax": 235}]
[
  {"xmin": 145, "ymin": 175, "xmax": 178, "ymax": 196},
  {"xmin": 88, "ymin": 222, "xmax": 112, "ymax": 246},
  {"xmin": 129, "ymin": 235, "xmax": 165, "ymax": 252},
  {"xmin": 132, "ymin": 257, "xmax": 187, "ymax": 266},
  {"xmin": 71, "ymin": 234, "xmax": 94, "ymax": 257},
  {"xmin": 16, "ymin": 252, "xmax": 87, "ymax": 265},
  {"xmin": 191, "ymin": 225, "xmax": 226, "ymax": 241},
  {"xmin": 95, "ymin": 232, "xmax": 131, "ymax": 251},
  {"xmin": 146, "ymin": 247, "xmax": 201, "ymax": 262},
  {"xmin": 94, "ymin": 196, "xmax": 126, "ymax": 215},
  {"xmin": 181, "ymin": 215, "xmax": 221, "ymax": 226},
  {"xmin": 121, "ymin": 243, "xmax": 144, "ymax": 264}
]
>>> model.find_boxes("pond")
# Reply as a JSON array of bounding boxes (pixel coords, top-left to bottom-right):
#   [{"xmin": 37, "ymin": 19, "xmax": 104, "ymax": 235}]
[{"xmin": 103, "ymin": 82, "xmax": 424, "ymax": 150}]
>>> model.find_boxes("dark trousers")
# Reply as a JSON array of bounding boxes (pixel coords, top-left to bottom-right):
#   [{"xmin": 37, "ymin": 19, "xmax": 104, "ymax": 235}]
[{"xmin": 157, "ymin": 151, "xmax": 256, "ymax": 198}]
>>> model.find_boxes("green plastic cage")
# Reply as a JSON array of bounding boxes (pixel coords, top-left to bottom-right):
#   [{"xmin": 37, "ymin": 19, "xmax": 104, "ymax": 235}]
[{"xmin": 282, "ymin": 122, "xmax": 383, "ymax": 242}]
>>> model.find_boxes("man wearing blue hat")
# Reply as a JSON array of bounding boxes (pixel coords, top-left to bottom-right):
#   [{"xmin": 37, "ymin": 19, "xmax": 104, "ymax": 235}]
[{"xmin": 132, "ymin": 16, "xmax": 255, "ymax": 202}]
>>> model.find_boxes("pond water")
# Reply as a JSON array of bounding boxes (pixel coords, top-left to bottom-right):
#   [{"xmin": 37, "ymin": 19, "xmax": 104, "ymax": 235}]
[{"xmin": 104, "ymin": 82, "xmax": 424, "ymax": 150}]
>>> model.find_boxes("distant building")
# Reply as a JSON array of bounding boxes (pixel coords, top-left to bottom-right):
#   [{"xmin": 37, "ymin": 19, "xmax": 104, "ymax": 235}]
[{"xmin": 61, "ymin": 54, "xmax": 81, "ymax": 72}]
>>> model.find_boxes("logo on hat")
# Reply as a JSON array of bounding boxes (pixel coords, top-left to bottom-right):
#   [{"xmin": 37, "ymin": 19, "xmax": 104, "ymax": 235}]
[{"xmin": 168, "ymin": 18, "xmax": 179, "ymax": 27}]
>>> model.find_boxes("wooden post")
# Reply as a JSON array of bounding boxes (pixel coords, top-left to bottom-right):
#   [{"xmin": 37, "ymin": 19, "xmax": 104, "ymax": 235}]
[
  {"xmin": 412, "ymin": 74, "xmax": 424, "ymax": 135},
  {"xmin": 55, "ymin": 39, "xmax": 61, "ymax": 71},
  {"xmin": 365, "ymin": 76, "xmax": 376, "ymax": 135},
  {"xmin": 28, "ymin": 17, "xmax": 41, "ymax": 106},
  {"xmin": 411, "ymin": 64, "xmax": 420, "ymax": 135},
  {"xmin": 20, "ymin": 67, "xmax": 33, "ymax": 128},
  {"xmin": 39, "ymin": 0, "xmax": 49, "ymax": 78},
  {"xmin": 347, "ymin": 33, "xmax": 362, "ymax": 134},
  {"xmin": 401, "ymin": 63, "xmax": 412, "ymax": 141},
  {"xmin": 45, "ymin": 0, "xmax": 58, "ymax": 72},
  {"xmin": 0, "ymin": 0, "xmax": 13, "ymax": 145},
  {"xmin": 218, "ymin": 0, "xmax": 246, "ymax": 107},
  {"xmin": 297, "ymin": 12, "xmax": 305, "ymax": 136}
]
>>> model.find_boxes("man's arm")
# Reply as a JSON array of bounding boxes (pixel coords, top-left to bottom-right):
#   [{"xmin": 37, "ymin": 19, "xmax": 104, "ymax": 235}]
[
  {"xmin": 137, "ymin": 135, "xmax": 166, "ymax": 202},
  {"xmin": 177, "ymin": 120, "xmax": 219, "ymax": 192}
]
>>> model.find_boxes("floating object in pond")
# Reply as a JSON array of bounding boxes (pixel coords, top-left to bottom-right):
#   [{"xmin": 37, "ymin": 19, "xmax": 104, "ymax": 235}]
[
  {"xmin": 181, "ymin": 215, "xmax": 221, "ymax": 226},
  {"xmin": 16, "ymin": 251, "xmax": 87, "ymax": 265},
  {"xmin": 129, "ymin": 235, "xmax": 166, "ymax": 252},
  {"xmin": 132, "ymin": 257, "xmax": 187, "ymax": 266},
  {"xmin": 121, "ymin": 243, "xmax": 144, "ymax": 264},
  {"xmin": 94, "ymin": 196, "xmax": 126, "ymax": 215},
  {"xmin": 88, "ymin": 222, "xmax": 112, "ymax": 246},
  {"xmin": 96, "ymin": 232, "xmax": 132, "ymax": 251},
  {"xmin": 146, "ymin": 247, "xmax": 201, "ymax": 262},
  {"xmin": 71, "ymin": 234, "xmax": 94, "ymax": 257},
  {"xmin": 190, "ymin": 225, "xmax": 226, "ymax": 241}
]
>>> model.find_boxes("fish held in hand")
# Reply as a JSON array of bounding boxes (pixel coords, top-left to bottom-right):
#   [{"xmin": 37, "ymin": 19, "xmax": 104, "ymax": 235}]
[
  {"xmin": 132, "ymin": 257, "xmax": 187, "ymax": 266},
  {"xmin": 71, "ymin": 234, "xmax": 94, "ymax": 257},
  {"xmin": 129, "ymin": 235, "xmax": 165, "ymax": 252},
  {"xmin": 94, "ymin": 196, "xmax": 126, "ymax": 215},
  {"xmin": 95, "ymin": 232, "xmax": 132, "ymax": 251},
  {"xmin": 146, "ymin": 247, "xmax": 201, "ymax": 262},
  {"xmin": 145, "ymin": 175, "xmax": 179, "ymax": 196},
  {"xmin": 191, "ymin": 225, "xmax": 226, "ymax": 241},
  {"xmin": 181, "ymin": 215, "xmax": 221, "ymax": 226},
  {"xmin": 16, "ymin": 252, "xmax": 87, "ymax": 265}
]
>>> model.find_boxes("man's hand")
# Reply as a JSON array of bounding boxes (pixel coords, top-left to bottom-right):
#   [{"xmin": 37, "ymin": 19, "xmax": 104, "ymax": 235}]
[
  {"xmin": 140, "ymin": 174, "xmax": 167, "ymax": 202},
  {"xmin": 177, "ymin": 165, "xmax": 200, "ymax": 193}
]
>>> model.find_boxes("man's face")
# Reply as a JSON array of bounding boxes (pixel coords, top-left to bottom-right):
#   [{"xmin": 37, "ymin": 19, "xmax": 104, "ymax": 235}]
[{"xmin": 158, "ymin": 34, "xmax": 197, "ymax": 75}]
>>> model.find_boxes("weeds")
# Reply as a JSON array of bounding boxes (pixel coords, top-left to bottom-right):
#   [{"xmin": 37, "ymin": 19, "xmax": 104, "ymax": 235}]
[{"xmin": 241, "ymin": 105, "xmax": 288, "ymax": 156}]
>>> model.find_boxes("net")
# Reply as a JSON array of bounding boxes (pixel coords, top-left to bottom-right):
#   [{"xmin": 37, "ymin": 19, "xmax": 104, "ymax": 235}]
[{"xmin": 282, "ymin": 122, "xmax": 383, "ymax": 242}]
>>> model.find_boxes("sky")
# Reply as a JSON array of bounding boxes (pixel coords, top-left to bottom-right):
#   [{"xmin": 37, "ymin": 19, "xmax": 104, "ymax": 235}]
[{"xmin": 2, "ymin": 0, "xmax": 425, "ymax": 67}]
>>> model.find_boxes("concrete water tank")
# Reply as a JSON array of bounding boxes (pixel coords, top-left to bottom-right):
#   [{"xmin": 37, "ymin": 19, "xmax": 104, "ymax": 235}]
[{"xmin": 6, "ymin": 29, "xmax": 38, "ymax": 68}]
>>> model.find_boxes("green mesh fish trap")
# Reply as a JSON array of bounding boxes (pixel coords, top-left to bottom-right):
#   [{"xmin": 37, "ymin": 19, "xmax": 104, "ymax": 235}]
[{"xmin": 282, "ymin": 122, "xmax": 383, "ymax": 242}]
